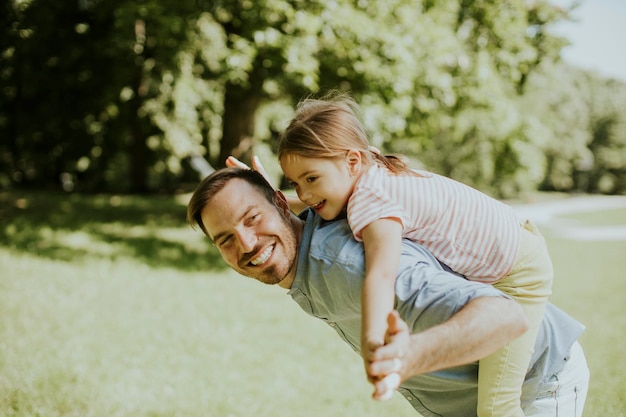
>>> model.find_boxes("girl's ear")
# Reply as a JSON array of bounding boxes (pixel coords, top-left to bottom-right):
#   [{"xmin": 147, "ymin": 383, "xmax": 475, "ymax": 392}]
[{"xmin": 346, "ymin": 149, "xmax": 363, "ymax": 177}]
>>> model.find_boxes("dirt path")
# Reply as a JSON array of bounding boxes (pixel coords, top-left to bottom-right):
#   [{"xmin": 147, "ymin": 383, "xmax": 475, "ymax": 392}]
[{"xmin": 512, "ymin": 195, "xmax": 626, "ymax": 241}]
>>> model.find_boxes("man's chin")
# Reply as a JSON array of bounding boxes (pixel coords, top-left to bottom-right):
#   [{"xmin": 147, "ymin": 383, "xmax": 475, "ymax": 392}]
[
  {"xmin": 258, "ymin": 274, "xmax": 285, "ymax": 286},
  {"xmin": 241, "ymin": 266, "xmax": 284, "ymax": 286}
]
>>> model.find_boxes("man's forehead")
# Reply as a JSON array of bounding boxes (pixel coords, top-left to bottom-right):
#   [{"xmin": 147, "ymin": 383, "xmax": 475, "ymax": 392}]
[{"xmin": 211, "ymin": 178, "xmax": 264, "ymax": 203}]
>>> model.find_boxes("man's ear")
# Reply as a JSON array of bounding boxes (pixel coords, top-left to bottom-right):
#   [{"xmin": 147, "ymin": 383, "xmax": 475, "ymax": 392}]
[
  {"xmin": 346, "ymin": 149, "xmax": 363, "ymax": 177},
  {"xmin": 273, "ymin": 190, "xmax": 291, "ymax": 215}
]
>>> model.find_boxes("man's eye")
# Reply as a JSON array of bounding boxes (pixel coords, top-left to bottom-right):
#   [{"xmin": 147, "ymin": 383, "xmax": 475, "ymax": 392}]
[{"xmin": 217, "ymin": 236, "xmax": 232, "ymax": 247}]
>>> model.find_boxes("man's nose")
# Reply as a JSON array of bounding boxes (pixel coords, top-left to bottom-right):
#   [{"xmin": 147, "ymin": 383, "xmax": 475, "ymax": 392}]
[{"xmin": 236, "ymin": 229, "xmax": 257, "ymax": 253}]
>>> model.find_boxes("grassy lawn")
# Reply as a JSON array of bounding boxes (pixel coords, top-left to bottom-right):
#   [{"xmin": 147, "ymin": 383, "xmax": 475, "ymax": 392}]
[
  {"xmin": 561, "ymin": 207, "xmax": 626, "ymax": 226},
  {"xmin": 545, "ymin": 207, "xmax": 626, "ymax": 417},
  {"xmin": 1, "ymin": 191, "xmax": 624, "ymax": 417}
]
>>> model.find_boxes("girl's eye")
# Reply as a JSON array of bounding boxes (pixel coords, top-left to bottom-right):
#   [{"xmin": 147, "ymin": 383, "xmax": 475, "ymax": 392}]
[{"xmin": 306, "ymin": 176, "xmax": 317, "ymax": 183}]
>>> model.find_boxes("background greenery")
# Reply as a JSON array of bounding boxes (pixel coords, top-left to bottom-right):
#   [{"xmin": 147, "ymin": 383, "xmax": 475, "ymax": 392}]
[
  {"xmin": 2, "ymin": 0, "xmax": 626, "ymax": 197},
  {"xmin": 1, "ymin": 190, "xmax": 625, "ymax": 417}
]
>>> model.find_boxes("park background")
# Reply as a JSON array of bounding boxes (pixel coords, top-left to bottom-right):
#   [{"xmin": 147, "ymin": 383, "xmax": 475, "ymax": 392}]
[{"xmin": 2, "ymin": 0, "xmax": 625, "ymax": 416}]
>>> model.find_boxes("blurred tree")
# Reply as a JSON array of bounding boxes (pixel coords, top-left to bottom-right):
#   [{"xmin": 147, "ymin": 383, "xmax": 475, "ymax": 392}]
[
  {"xmin": 5, "ymin": 0, "xmax": 616, "ymax": 198},
  {"xmin": 0, "ymin": 0, "xmax": 202, "ymax": 192},
  {"xmin": 577, "ymin": 76, "xmax": 626, "ymax": 195},
  {"xmin": 146, "ymin": 0, "xmax": 568, "ymax": 198},
  {"xmin": 519, "ymin": 61, "xmax": 626, "ymax": 195},
  {"xmin": 376, "ymin": 0, "xmax": 569, "ymax": 197}
]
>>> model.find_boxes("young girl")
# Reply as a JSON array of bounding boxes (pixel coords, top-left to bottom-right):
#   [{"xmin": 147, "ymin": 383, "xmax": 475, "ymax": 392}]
[{"xmin": 277, "ymin": 93, "xmax": 553, "ymax": 417}]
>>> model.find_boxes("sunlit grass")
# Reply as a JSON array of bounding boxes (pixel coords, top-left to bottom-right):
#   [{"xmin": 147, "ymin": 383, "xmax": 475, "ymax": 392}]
[
  {"xmin": 0, "ymin": 252, "xmax": 413, "ymax": 417},
  {"xmin": 547, "ymin": 237, "xmax": 626, "ymax": 417},
  {"xmin": 1, "ymin": 191, "xmax": 625, "ymax": 416},
  {"xmin": 561, "ymin": 207, "xmax": 626, "ymax": 225},
  {"xmin": 0, "ymin": 191, "xmax": 413, "ymax": 417}
]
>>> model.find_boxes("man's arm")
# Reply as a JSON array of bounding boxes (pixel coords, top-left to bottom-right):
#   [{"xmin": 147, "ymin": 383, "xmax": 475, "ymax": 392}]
[{"xmin": 368, "ymin": 296, "xmax": 529, "ymax": 398}]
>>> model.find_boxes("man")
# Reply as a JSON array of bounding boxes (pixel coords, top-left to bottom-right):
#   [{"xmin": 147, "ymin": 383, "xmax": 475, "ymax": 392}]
[{"xmin": 187, "ymin": 167, "xmax": 589, "ymax": 417}]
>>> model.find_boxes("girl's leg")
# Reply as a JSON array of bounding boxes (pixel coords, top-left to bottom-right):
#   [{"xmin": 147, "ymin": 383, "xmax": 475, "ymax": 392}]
[{"xmin": 477, "ymin": 220, "xmax": 554, "ymax": 417}]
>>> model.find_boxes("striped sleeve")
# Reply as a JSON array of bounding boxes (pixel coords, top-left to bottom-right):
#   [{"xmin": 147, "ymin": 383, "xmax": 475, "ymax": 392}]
[{"xmin": 347, "ymin": 169, "xmax": 407, "ymax": 242}]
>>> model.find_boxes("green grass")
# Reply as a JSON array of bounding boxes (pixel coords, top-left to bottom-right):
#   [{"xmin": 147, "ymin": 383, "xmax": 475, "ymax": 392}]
[
  {"xmin": 547, "ymin": 236, "xmax": 626, "ymax": 417},
  {"xmin": 1, "ymin": 191, "xmax": 625, "ymax": 417},
  {"xmin": 561, "ymin": 207, "xmax": 626, "ymax": 226}
]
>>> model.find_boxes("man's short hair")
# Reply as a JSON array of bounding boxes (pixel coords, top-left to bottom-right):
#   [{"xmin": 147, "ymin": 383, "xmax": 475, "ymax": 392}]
[{"xmin": 187, "ymin": 167, "xmax": 276, "ymax": 236}]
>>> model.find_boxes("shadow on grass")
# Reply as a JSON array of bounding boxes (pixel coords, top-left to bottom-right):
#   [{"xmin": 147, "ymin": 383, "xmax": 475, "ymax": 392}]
[{"xmin": 0, "ymin": 191, "xmax": 227, "ymax": 272}]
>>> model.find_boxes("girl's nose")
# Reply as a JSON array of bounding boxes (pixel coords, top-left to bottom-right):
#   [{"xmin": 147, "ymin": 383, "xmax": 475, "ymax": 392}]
[{"xmin": 297, "ymin": 187, "xmax": 312, "ymax": 201}]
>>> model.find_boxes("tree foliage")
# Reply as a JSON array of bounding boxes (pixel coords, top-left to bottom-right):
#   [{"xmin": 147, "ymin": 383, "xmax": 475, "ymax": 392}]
[
  {"xmin": 1, "ymin": 0, "xmax": 625, "ymax": 196},
  {"xmin": 1, "ymin": 0, "xmax": 203, "ymax": 192},
  {"xmin": 520, "ymin": 62, "xmax": 626, "ymax": 195}
]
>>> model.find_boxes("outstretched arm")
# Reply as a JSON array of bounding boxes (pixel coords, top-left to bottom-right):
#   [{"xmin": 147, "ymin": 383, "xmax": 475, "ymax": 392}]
[
  {"xmin": 368, "ymin": 297, "xmax": 529, "ymax": 399},
  {"xmin": 360, "ymin": 218, "xmax": 403, "ymax": 399}
]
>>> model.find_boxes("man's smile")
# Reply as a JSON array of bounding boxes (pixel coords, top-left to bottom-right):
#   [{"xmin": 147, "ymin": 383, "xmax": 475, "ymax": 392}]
[{"xmin": 249, "ymin": 245, "xmax": 274, "ymax": 266}]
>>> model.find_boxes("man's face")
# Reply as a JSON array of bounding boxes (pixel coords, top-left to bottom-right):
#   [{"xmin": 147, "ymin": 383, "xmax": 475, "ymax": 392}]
[{"xmin": 200, "ymin": 179, "xmax": 299, "ymax": 288}]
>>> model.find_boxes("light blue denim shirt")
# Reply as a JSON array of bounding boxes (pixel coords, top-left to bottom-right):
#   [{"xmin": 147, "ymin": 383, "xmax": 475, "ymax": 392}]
[{"xmin": 288, "ymin": 210, "xmax": 584, "ymax": 417}]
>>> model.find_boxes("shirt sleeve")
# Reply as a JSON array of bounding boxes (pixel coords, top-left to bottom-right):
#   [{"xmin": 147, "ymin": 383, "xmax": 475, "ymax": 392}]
[{"xmin": 348, "ymin": 184, "xmax": 406, "ymax": 241}]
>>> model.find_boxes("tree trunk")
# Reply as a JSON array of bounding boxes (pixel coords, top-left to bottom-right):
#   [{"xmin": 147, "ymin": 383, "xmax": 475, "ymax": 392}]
[
  {"xmin": 129, "ymin": 115, "xmax": 148, "ymax": 193},
  {"xmin": 129, "ymin": 19, "xmax": 150, "ymax": 193},
  {"xmin": 218, "ymin": 84, "xmax": 261, "ymax": 168}
]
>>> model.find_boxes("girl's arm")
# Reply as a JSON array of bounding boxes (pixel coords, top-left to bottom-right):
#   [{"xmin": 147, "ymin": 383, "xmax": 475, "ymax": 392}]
[{"xmin": 360, "ymin": 217, "xmax": 403, "ymax": 394}]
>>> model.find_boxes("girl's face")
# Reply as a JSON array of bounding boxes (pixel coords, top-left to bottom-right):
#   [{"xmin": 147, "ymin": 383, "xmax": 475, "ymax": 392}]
[{"xmin": 280, "ymin": 151, "xmax": 362, "ymax": 220}]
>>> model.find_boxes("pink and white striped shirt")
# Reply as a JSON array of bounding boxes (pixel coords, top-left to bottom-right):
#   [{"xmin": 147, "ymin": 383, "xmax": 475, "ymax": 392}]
[{"xmin": 347, "ymin": 164, "xmax": 522, "ymax": 282}]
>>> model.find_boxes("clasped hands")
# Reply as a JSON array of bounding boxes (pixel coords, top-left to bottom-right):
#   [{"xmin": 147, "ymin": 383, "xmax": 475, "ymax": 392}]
[
  {"xmin": 225, "ymin": 156, "xmax": 412, "ymax": 400},
  {"xmin": 363, "ymin": 310, "xmax": 411, "ymax": 401}
]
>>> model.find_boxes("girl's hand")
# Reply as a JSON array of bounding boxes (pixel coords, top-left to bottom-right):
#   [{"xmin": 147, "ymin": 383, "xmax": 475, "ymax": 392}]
[
  {"xmin": 366, "ymin": 311, "xmax": 408, "ymax": 400},
  {"xmin": 362, "ymin": 338, "xmax": 400, "ymax": 401},
  {"xmin": 226, "ymin": 156, "xmax": 273, "ymax": 187},
  {"xmin": 226, "ymin": 155, "xmax": 308, "ymax": 214}
]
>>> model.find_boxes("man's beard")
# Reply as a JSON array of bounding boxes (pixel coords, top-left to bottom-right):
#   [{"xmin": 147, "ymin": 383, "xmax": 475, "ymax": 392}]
[{"xmin": 249, "ymin": 215, "xmax": 298, "ymax": 286}]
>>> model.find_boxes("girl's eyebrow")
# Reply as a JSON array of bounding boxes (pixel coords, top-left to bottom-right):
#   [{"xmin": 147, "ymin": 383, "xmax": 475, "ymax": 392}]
[
  {"xmin": 283, "ymin": 170, "xmax": 312, "ymax": 184},
  {"xmin": 294, "ymin": 170, "xmax": 316, "ymax": 181}
]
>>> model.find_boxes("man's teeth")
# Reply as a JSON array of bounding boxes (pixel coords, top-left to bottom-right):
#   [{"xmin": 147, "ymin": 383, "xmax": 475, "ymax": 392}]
[{"xmin": 251, "ymin": 246, "xmax": 273, "ymax": 266}]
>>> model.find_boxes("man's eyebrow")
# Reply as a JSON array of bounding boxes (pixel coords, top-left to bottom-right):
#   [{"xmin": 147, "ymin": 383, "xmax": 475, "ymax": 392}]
[{"xmin": 210, "ymin": 206, "xmax": 255, "ymax": 243}]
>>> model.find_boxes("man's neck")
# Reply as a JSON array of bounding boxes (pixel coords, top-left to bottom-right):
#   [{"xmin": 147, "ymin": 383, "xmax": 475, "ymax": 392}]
[
  {"xmin": 278, "ymin": 213, "xmax": 305, "ymax": 290},
  {"xmin": 290, "ymin": 212, "xmax": 305, "ymax": 245}
]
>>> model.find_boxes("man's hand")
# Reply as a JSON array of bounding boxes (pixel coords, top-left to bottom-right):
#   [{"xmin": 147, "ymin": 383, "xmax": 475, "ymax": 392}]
[{"xmin": 367, "ymin": 296, "xmax": 528, "ymax": 400}]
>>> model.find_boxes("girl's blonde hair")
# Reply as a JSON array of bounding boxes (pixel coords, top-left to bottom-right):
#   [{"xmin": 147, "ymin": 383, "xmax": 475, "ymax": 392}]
[{"xmin": 278, "ymin": 92, "xmax": 416, "ymax": 176}]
